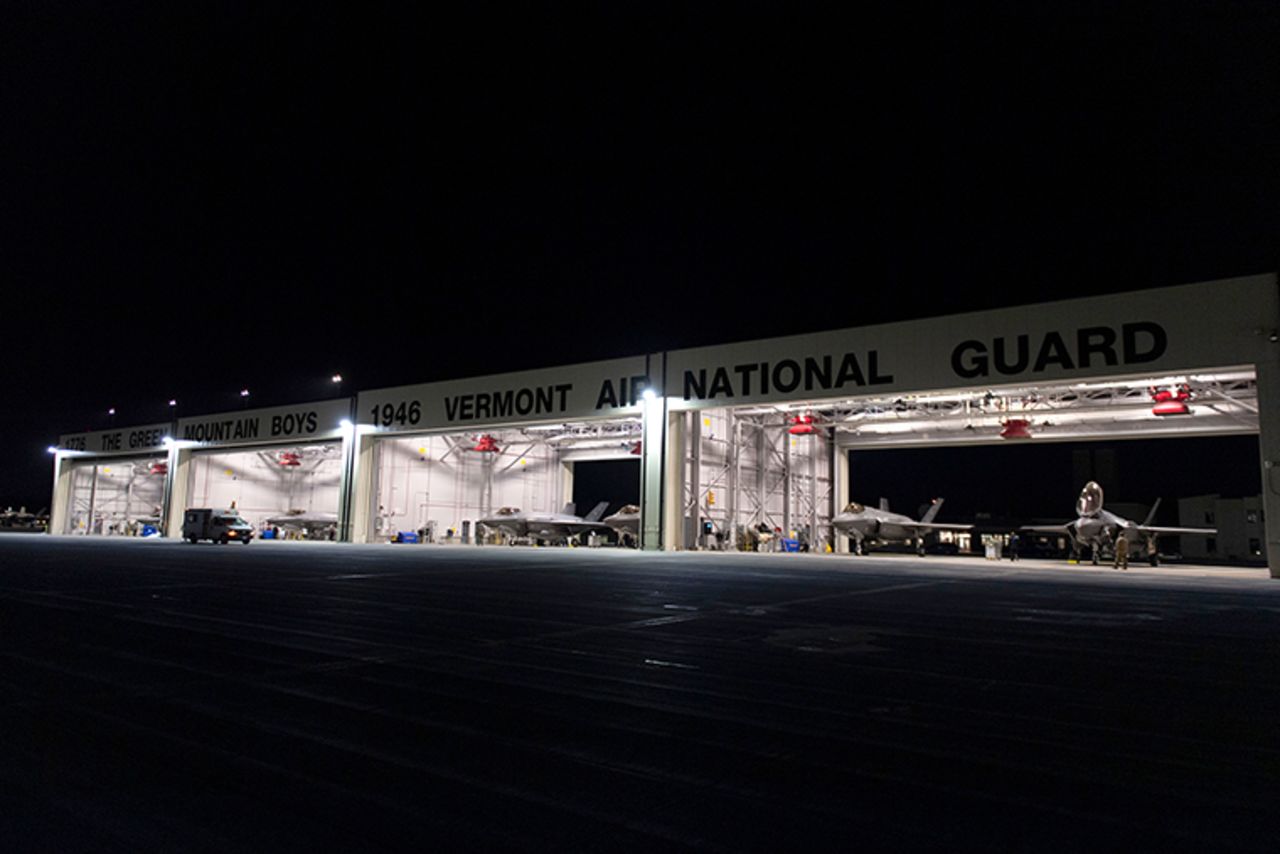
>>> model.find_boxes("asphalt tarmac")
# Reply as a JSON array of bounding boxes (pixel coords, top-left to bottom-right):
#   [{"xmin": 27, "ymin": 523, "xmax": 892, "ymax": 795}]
[{"xmin": 1, "ymin": 535, "xmax": 1277, "ymax": 852}]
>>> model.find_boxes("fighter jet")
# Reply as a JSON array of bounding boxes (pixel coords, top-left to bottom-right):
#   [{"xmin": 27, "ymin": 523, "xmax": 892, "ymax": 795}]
[
  {"xmin": 264, "ymin": 510, "xmax": 340, "ymax": 540},
  {"xmin": 1023, "ymin": 481, "xmax": 1215, "ymax": 566},
  {"xmin": 833, "ymin": 497, "xmax": 972, "ymax": 555},
  {"xmin": 478, "ymin": 501, "xmax": 612, "ymax": 545},
  {"xmin": 0, "ymin": 506, "xmax": 46, "ymax": 531},
  {"xmin": 603, "ymin": 504, "xmax": 640, "ymax": 547}
]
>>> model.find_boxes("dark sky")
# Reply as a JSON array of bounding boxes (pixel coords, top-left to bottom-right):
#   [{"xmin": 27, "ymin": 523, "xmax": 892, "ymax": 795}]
[{"xmin": 2, "ymin": 2, "xmax": 1277, "ymax": 510}]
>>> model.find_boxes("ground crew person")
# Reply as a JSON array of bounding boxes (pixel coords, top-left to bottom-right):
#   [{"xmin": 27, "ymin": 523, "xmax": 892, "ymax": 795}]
[{"xmin": 1114, "ymin": 535, "xmax": 1129, "ymax": 570}]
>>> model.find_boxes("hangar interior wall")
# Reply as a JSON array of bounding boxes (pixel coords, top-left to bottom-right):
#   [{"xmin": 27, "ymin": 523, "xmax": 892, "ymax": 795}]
[
  {"xmin": 65, "ymin": 458, "xmax": 165, "ymax": 535},
  {"xmin": 683, "ymin": 408, "xmax": 832, "ymax": 549},
  {"xmin": 371, "ymin": 433, "xmax": 560, "ymax": 541},
  {"xmin": 186, "ymin": 444, "xmax": 343, "ymax": 531}
]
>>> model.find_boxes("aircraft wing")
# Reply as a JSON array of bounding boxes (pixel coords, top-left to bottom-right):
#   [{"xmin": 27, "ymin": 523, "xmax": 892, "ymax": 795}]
[
  {"xmin": 266, "ymin": 513, "xmax": 339, "ymax": 526},
  {"xmin": 1135, "ymin": 525, "xmax": 1216, "ymax": 536},
  {"xmin": 563, "ymin": 521, "xmax": 612, "ymax": 535},
  {"xmin": 1021, "ymin": 524, "xmax": 1071, "ymax": 534},
  {"xmin": 909, "ymin": 522, "xmax": 974, "ymax": 531}
]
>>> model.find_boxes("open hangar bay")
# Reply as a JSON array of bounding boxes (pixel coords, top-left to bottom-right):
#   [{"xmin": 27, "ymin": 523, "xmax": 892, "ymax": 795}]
[
  {"xmin": 0, "ymin": 535, "xmax": 1276, "ymax": 852},
  {"xmin": 46, "ymin": 274, "xmax": 1280, "ymax": 577}
]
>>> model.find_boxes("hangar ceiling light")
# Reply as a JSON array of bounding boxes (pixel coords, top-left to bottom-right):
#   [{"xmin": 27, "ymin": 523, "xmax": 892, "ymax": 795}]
[{"xmin": 721, "ymin": 369, "xmax": 1257, "ymax": 448}]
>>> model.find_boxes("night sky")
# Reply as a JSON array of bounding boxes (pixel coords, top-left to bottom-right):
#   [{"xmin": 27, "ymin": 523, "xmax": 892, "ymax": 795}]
[{"xmin": 2, "ymin": 2, "xmax": 1276, "ymax": 513}]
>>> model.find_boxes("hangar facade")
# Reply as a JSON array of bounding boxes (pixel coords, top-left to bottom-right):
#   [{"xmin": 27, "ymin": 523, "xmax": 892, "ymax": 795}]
[
  {"xmin": 51, "ymin": 400, "xmax": 354, "ymax": 542},
  {"xmin": 47, "ymin": 274, "xmax": 1280, "ymax": 577}
]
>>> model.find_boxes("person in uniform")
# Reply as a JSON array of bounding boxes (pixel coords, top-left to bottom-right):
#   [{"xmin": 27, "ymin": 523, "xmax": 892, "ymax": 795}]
[{"xmin": 1114, "ymin": 535, "xmax": 1130, "ymax": 570}]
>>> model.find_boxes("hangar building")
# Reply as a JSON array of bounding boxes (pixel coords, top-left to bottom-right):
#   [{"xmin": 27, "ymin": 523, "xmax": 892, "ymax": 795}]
[{"xmin": 47, "ymin": 274, "xmax": 1280, "ymax": 578}]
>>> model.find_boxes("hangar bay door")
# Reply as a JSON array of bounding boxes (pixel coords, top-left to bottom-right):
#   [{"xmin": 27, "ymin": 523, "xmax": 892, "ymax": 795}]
[
  {"xmin": 184, "ymin": 442, "xmax": 344, "ymax": 539},
  {"xmin": 680, "ymin": 407, "xmax": 832, "ymax": 551},
  {"xmin": 61, "ymin": 455, "xmax": 167, "ymax": 536}
]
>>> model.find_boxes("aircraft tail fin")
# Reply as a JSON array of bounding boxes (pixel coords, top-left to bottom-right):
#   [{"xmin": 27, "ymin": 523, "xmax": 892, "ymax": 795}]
[
  {"xmin": 584, "ymin": 501, "xmax": 610, "ymax": 522},
  {"xmin": 561, "ymin": 502, "xmax": 576, "ymax": 517},
  {"xmin": 920, "ymin": 498, "xmax": 944, "ymax": 524},
  {"xmin": 1141, "ymin": 498, "xmax": 1162, "ymax": 527},
  {"xmin": 879, "ymin": 497, "xmax": 890, "ymax": 512}
]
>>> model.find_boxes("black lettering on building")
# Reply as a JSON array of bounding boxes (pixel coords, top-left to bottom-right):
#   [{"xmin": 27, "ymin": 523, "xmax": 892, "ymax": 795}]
[
  {"xmin": 994, "ymin": 335, "xmax": 1029, "ymax": 374},
  {"xmin": 952, "ymin": 322, "xmax": 1169, "ymax": 379},
  {"xmin": 708, "ymin": 367, "xmax": 735, "ymax": 398},
  {"xmin": 1076, "ymin": 326, "xmax": 1118, "ymax": 368},
  {"xmin": 1123, "ymin": 321, "xmax": 1166, "ymax": 363},
  {"xmin": 772, "ymin": 359, "xmax": 801, "ymax": 393}
]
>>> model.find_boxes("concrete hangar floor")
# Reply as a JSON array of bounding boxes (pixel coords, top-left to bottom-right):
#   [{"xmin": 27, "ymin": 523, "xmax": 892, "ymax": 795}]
[{"xmin": 1, "ymin": 534, "xmax": 1276, "ymax": 852}]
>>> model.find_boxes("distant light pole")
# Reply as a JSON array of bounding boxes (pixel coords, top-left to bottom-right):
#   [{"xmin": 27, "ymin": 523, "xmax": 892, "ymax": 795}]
[
  {"xmin": 239, "ymin": 389, "xmax": 250, "ymax": 409},
  {"xmin": 107, "ymin": 407, "xmax": 116, "ymax": 427},
  {"xmin": 331, "ymin": 374, "xmax": 344, "ymax": 398},
  {"xmin": 168, "ymin": 398, "xmax": 178, "ymax": 421}
]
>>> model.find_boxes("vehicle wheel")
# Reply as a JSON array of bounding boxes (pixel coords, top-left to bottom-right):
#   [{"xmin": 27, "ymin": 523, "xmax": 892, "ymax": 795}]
[
  {"xmin": 242, "ymin": 539, "xmax": 251, "ymax": 545},
  {"xmin": 220, "ymin": 537, "xmax": 229, "ymax": 545},
  {"xmin": 187, "ymin": 536, "xmax": 198, "ymax": 544}
]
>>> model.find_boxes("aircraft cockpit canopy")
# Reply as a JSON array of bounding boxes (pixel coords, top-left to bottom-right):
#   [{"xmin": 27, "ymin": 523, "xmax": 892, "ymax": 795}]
[
  {"xmin": 494, "ymin": 507, "xmax": 520, "ymax": 516},
  {"xmin": 843, "ymin": 502, "xmax": 865, "ymax": 514},
  {"xmin": 1076, "ymin": 481, "xmax": 1104, "ymax": 517},
  {"xmin": 618, "ymin": 504, "xmax": 640, "ymax": 514}
]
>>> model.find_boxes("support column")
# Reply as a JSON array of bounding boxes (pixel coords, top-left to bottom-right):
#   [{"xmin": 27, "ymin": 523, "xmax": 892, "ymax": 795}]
[
  {"xmin": 159, "ymin": 442, "xmax": 178, "ymax": 536},
  {"xmin": 86, "ymin": 464, "xmax": 99, "ymax": 536},
  {"xmin": 832, "ymin": 440, "xmax": 850, "ymax": 553},
  {"xmin": 1258, "ymin": 360, "xmax": 1280, "ymax": 578},
  {"xmin": 756, "ymin": 422, "xmax": 766, "ymax": 525},
  {"xmin": 561, "ymin": 461, "xmax": 575, "ymax": 513},
  {"xmin": 639, "ymin": 392, "xmax": 672, "ymax": 550},
  {"xmin": 165, "ymin": 447, "xmax": 194, "ymax": 538},
  {"xmin": 727, "ymin": 410, "xmax": 739, "ymax": 549},
  {"xmin": 48, "ymin": 452, "xmax": 74, "ymax": 536},
  {"xmin": 782, "ymin": 430, "xmax": 792, "ymax": 538},
  {"xmin": 350, "ymin": 430, "xmax": 378, "ymax": 543},
  {"xmin": 687, "ymin": 411, "xmax": 701, "ymax": 549},
  {"xmin": 809, "ymin": 432, "xmax": 818, "ymax": 547},
  {"xmin": 337, "ymin": 424, "xmax": 358, "ymax": 543},
  {"xmin": 663, "ymin": 411, "xmax": 685, "ymax": 550}
]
